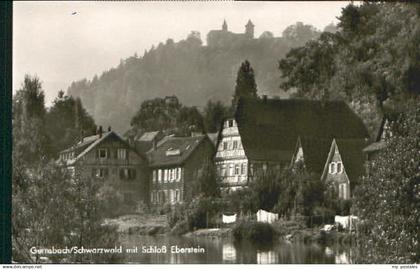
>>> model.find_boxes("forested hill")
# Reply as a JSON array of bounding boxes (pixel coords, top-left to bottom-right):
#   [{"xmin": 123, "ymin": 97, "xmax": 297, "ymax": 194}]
[{"xmin": 67, "ymin": 22, "xmax": 330, "ymax": 132}]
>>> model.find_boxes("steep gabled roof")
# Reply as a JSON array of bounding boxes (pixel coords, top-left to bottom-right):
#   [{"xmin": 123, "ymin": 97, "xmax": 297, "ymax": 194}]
[
  {"xmin": 321, "ymin": 138, "xmax": 366, "ymax": 188},
  {"xmin": 60, "ymin": 131, "xmax": 144, "ymax": 165},
  {"xmin": 234, "ymin": 97, "xmax": 369, "ymax": 162},
  {"xmin": 292, "ymin": 136, "xmax": 334, "ymax": 176},
  {"xmin": 147, "ymin": 135, "xmax": 212, "ymax": 168}
]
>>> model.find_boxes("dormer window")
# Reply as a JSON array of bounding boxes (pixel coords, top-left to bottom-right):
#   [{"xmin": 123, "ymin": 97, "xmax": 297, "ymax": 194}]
[
  {"xmin": 228, "ymin": 120, "xmax": 233, "ymax": 127},
  {"xmin": 166, "ymin": 148, "xmax": 181, "ymax": 156},
  {"xmin": 329, "ymin": 162, "xmax": 336, "ymax": 174},
  {"xmin": 337, "ymin": 162, "xmax": 343, "ymax": 174}
]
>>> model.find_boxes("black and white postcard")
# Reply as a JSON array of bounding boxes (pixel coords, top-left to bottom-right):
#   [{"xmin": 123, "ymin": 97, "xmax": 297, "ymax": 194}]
[{"xmin": 2, "ymin": 0, "xmax": 419, "ymax": 266}]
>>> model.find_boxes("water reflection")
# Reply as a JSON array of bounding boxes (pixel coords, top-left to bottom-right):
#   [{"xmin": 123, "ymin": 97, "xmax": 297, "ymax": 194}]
[
  {"xmin": 222, "ymin": 243, "xmax": 236, "ymax": 263},
  {"xmin": 119, "ymin": 234, "xmax": 352, "ymax": 264},
  {"xmin": 257, "ymin": 250, "xmax": 278, "ymax": 264}
]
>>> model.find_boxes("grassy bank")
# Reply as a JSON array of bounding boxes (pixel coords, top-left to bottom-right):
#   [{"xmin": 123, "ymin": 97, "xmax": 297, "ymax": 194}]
[{"xmin": 104, "ymin": 214, "xmax": 169, "ymax": 235}]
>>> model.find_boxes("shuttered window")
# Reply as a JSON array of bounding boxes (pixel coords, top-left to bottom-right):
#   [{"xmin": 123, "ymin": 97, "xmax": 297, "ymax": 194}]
[
  {"xmin": 119, "ymin": 168, "xmax": 136, "ymax": 181},
  {"xmin": 117, "ymin": 148, "xmax": 127, "ymax": 159}
]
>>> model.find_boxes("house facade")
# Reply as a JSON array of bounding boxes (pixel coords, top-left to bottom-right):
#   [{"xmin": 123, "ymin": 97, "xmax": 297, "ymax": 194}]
[
  {"xmin": 321, "ymin": 139, "xmax": 366, "ymax": 200},
  {"xmin": 215, "ymin": 97, "xmax": 369, "ymax": 192},
  {"xmin": 59, "ymin": 129, "xmax": 149, "ymax": 206},
  {"xmin": 148, "ymin": 135, "xmax": 215, "ymax": 206},
  {"xmin": 214, "ymin": 119, "xmax": 249, "ymax": 191}
]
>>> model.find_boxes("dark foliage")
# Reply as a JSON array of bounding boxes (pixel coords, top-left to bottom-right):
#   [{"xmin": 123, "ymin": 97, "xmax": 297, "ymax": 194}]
[
  {"xmin": 232, "ymin": 60, "xmax": 258, "ymax": 107},
  {"xmin": 232, "ymin": 221, "xmax": 276, "ymax": 244},
  {"xmin": 67, "ymin": 23, "xmax": 321, "ymax": 132}
]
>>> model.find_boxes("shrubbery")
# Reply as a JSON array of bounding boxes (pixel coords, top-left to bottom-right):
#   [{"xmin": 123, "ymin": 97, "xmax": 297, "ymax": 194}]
[
  {"xmin": 167, "ymin": 195, "xmax": 225, "ymax": 234},
  {"xmin": 232, "ymin": 221, "xmax": 276, "ymax": 243}
]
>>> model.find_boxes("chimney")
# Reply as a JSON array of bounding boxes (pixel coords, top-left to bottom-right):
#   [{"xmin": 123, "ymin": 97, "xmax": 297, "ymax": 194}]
[
  {"xmin": 108, "ymin": 126, "xmax": 111, "ymax": 132},
  {"xmin": 98, "ymin": 126, "xmax": 103, "ymax": 138}
]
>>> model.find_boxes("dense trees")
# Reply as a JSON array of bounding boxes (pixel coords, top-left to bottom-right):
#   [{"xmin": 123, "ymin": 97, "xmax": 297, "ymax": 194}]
[
  {"xmin": 278, "ymin": 2, "xmax": 420, "ymax": 262},
  {"xmin": 129, "ymin": 96, "xmax": 231, "ymax": 137},
  {"xmin": 354, "ymin": 104, "xmax": 420, "ymax": 263},
  {"xmin": 13, "ymin": 75, "xmax": 50, "ymax": 165},
  {"xmin": 203, "ymin": 100, "xmax": 230, "ymax": 133},
  {"xmin": 232, "ymin": 60, "xmax": 258, "ymax": 107},
  {"xmin": 129, "ymin": 96, "xmax": 205, "ymax": 137},
  {"xmin": 279, "ymin": 3, "xmax": 420, "ymax": 137},
  {"xmin": 282, "ymin": 22, "xmax": 321, "ymax": 47},
  {"xmin": 225, "ymin": 164, "xmax": 326, "ymax": 219},
  {"xmin": 67, "ymin": 22, "xmax": 321, "ymax": 132},
  {"xmin": 12, "ymin": 75, "xmax": 118, "ymax": 263},
  {"xmin": 46, "ymin": 91, "xmax": 96, "ymax": 158}
]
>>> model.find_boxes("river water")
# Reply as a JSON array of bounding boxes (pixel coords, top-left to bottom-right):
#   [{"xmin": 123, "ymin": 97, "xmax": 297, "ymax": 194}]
[{"xmin": 119, "ymin": 234, "xmax": 354, "ymax": 264}]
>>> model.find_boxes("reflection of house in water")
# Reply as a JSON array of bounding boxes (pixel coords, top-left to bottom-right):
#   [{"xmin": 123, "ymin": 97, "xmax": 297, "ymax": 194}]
[
  {"xmin": 169, "ymin": 251, "xmax": 181, "ymax": 264},
  {"xmin": 222, "ymin": 243, "xmax": 236, "ymax": 263},
  {"xmin": 257, "ymin": 250, "xmax": 278, "ymax": 264},
  {"xmin": 335, "ymin": 251, "xmax": 350, "ymax": 264}
]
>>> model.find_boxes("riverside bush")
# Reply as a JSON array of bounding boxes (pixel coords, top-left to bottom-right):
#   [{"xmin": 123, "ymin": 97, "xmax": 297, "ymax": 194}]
[{"xmin": 232, "ymin": 221, "xmax": 276, "ymax": 243}]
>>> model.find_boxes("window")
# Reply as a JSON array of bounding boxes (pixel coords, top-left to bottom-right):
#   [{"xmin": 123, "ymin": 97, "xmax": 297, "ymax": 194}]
[
  {"xmin": 153, "ymin": 170, "xmax": 157, "ymax": 183},
  {"xmin": 235, "ymin": 164, "xmax": 240, "ymax": 175},
  {"xmin": 337, "ymin": 162, "xmax": 343, "ymax": 174},
  {"xmin": 175, "ymin": 189, "xmax": 180, "ymax": 202},
  {"xmin": 329, "ymin": 162, "xmax": 336, "ymax": 174},
  {"xmin": 339, "ymin": 183, "xmax": 349, "ymax": 199},
  {"xmin": 93, "ymin": 168, "xmax": 108, "ymax": 178},
  {"xmin": 67, "ymin": 167, "xmax": 75, "ymax": 177},
  {"xmin": 241, "ymin": 163, "xmax": 247, "ymax": 175},
  {"xmin": 223, "ymin": 142, "xmax": 228, "ymax": 150},
  {"xmin": 119, "ymin": 168, "xmax": 136, "ymax": 181},
  {"xmin": 250, "ymin": 164, "xmax": 254, "ymax": 176},
  {"xmin": 233, "ymin": 141, "xmax": 238, "ymax": 149},
  {"xmin": 117, "ymin": 148, "xmax": 127, "ymax": 159},
  {"xmin": 221, "ymin": 165, "xmax": 226, "ymax": 177},
  {"xmin": 228, "ymin": 120, "xmax": 233, "ymax": 127},
  {"xmin": 158, "ymin": 169, "xmax": 162, "ymax": 183},
  {"xmin": 262, "ymin": 163, "xmax": 267, "ymax": 171},
  {"xmin": 176, "ymin": 168, "xmax": 181, "ymax": 181},
  {"xmin": 98, "ymin": 148, "xmax": 107, "ymax": 159},
  {"xmin": 164, "ymin": 190, "xmax": 169, "ymax": 203},
  {"xmin": 164, "ymin": 169, "xmax": 168, "ymax": 183},
  {"xmin": 229, "ymin": 164, "xmax": 234, "ymax": 176}
]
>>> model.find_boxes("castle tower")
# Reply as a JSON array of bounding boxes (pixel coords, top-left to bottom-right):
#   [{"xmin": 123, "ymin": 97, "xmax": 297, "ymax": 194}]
[
  {"xmin": 222, "ymin": 19, "xmax": 228, "ymax": 31},
  {"xmin": 245, "ymin": 19, "xmax": 254, "ymax": 38}
]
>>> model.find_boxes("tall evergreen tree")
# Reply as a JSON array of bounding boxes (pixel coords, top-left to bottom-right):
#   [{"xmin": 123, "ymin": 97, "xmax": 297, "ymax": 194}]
[
  {"xmin": 46, "ymin": 91, "xmax": 96, "ymax": 158},
  {"xmin": 12, "ymin": 74, "xmax": 49, "ymax": 165},
  {"xmin": 232, "ymin": 60, "xmax": 258, "ymax": 108}
]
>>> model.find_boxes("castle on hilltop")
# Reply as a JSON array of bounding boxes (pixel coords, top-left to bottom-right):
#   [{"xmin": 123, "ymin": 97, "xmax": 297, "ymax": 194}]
[{"xmin": 207, "ymin": 19, "xmax": 256, "ymax": 47}]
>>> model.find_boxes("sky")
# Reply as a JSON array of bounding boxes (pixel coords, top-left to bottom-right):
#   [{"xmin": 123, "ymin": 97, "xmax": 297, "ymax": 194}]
[{"xmin": 13, "ymin": 1, "xmax": 352, "ymax": 106}]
